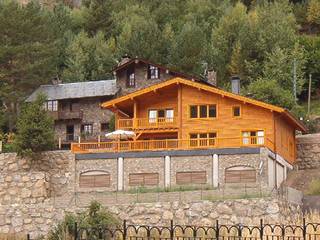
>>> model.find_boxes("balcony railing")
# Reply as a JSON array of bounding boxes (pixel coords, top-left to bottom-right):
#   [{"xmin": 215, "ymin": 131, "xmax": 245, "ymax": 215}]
[
  {"xmin": 48, "ymin": 110, "xmax": 83, "ymax": 120},
  {"xmin": 71, "ymin": 136, "xmax": 273, "ymax": 154},
  {"xmin": 118, "ymin": 117, "xmax": 177, "ymax": 130}
]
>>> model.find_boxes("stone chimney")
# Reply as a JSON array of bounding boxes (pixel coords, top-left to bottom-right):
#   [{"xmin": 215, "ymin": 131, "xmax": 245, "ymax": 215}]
[
  {"xmin": 231, "ymin": 76, "xmax": 240, "ymax": 94},
  {"xmin": 118, "ymin": 54, "xmax": 131, "ymax": 66},
  {"xmin": 207, "ymin": 69, "xmax": 217, "ymax": 86},
  {"xmin": 52, "ymin": 76, "xmax": 62, "ymax": 85}
]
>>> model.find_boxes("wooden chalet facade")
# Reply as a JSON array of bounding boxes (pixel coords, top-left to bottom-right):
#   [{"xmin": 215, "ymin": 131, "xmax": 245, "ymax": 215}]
[{"xmin": 72, "ymin": 77, "xmax": 306, "ymax": 165}]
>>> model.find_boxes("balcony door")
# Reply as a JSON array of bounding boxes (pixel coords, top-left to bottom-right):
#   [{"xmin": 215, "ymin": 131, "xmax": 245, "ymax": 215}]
[
  {"xmin": 66, "ymin": 125, "xmax": 74, "ymax": 141},
  {"xmin": 148, "ymin": 109, "xmax": 174, "ymax": 124}
]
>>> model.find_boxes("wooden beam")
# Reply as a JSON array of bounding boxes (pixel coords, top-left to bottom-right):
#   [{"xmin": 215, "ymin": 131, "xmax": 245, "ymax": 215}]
[{"xmin": 178, "ymin": 84, "xmax": 183, "ymax": 139}]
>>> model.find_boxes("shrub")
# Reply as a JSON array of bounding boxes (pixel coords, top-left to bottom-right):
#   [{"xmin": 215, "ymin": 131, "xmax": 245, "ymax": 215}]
[{"xmin": 47, "ymin": 201, "xmax": 120, "ymax": 240}]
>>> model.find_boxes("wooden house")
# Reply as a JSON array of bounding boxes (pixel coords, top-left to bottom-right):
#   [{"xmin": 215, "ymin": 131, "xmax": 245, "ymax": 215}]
[{"xmin": 72, "ymin": 77, "xmax": 306, "ymax": 190}]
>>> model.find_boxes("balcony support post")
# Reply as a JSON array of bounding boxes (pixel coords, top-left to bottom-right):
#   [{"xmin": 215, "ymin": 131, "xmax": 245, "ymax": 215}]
[
  {"xmin": 164, "ymin": 156, "xmax": 171, "ymax": 188},
  {"xmin": 212, "ymin": 154, "xmax": 219, "ymax": 188},
  {"xmin": 133, "ymin": 100, "xmax": 137, "ymax": 129},
  {"xmin": 177, "ymin": 84, "xmax": 182, "ymax": 140}
]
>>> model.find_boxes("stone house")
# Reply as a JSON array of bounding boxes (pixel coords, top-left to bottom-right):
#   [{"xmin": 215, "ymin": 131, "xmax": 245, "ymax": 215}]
[
  {"xmin": 26, "ymin": 57, "xmax": 207, "ymax": 145},
  {"xmin": 72, "ymin": 77, "xmax": 306, "ymax": 191}
]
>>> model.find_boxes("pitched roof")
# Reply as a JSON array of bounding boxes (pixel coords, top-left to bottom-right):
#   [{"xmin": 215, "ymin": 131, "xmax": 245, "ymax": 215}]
[
  {"xmin": 113, "ymin": 57, "xmax": 211, "ymax": 85},
  {"xmin": 26, "ymin": 79, "xmax": 118, "ymax": 102},
  {"xmin": 102, "ymin": 77, "xmax": 307, "ymax": 132}
]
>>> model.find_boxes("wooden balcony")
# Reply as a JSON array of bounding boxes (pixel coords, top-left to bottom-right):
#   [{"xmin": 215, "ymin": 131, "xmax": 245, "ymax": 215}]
[
  {"xmin": 48, "ymin": 110, "xmax": 83, "ymax": 120},
  {"xmin": 71, "ymin": 136, "xmax": 274, "ymax": 154},
  {"xmin": 118, "ymin": 117, "xmax": 177, "ymax": 130}
]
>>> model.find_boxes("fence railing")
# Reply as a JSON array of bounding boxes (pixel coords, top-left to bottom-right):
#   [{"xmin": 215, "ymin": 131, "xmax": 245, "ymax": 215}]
[
  {"xmin": 71, "ymin": 136, "xmax": 272, "ymax": 153},
  {"xmin": 118, "ymin": 117, "xmax": 177, "ymax": 130},
  {"xmin": 26, "ymin": 219, "xmax": 320, "ymax": 240}
]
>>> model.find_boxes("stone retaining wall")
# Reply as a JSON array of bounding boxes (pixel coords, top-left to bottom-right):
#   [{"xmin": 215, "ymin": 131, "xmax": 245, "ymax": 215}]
[
  {"xmin": 0, "ymin": 198, "xmax": 302, "ymax": 238},
  {"xmin": 296, "ymin": 134, "xmax": 320, "ymax": 170}
]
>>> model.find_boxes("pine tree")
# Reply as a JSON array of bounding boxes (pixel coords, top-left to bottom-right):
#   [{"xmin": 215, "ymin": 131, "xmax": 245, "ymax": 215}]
[
  {"xmin": 0, "ymin": 1, "xmax": 58, "ymax": 131},
  {"xmin": 15, "ymin": 94, "xmax": 55, "ymax": 158}
]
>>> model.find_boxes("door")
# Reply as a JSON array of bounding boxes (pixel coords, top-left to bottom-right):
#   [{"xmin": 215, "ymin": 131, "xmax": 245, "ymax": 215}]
[{"xmin": 66, "ymin": 125, "xmax": 74, "ymax": 141}]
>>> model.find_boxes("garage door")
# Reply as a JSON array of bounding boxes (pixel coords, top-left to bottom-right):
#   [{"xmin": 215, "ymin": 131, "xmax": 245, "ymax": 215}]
[{"xmin": 225, "ymin": 166, "xmax": 256, "ymax": 183}]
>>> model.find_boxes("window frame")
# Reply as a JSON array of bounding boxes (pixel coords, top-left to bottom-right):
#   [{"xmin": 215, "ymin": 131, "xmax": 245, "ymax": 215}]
[
  {"xmin": 129, "ymin": 173, "xmax": 159, "ymax": 186},
  {"xmin": 176, "ymin": 171, "xmax": 207, "ymax": 185},
  {"xmin": 241, "ymin": 130, "xmax": 265, "ymax": 145},
  {"xmin": 126, "ymin": 66, "xmax": 135, "ymax": 87},
  {"xmin": 189, "ymin": 104, "xmax": 217, "ymax": 119},
  {"xmin": 148, "ymin": 65, "xmax": 160, "ymax": 79},
  {"xmin": 232, "ymin": 105, "xmax": 241, "ymax": 118},
  {"xmin": 44, "ymin": 100, "xmax": 58, "ymax": 112},
  {"xmin": 81, "ymin": 123, "xmax": 94, "ymax": 136}
]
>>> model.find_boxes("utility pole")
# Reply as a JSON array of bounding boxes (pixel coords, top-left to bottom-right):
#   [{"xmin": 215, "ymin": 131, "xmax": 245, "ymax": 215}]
[
  {"xmin": 293, "ymin": 58, "xmax": 297, "ymax": 104},
  {"xmin": 308, "ymin": 73, "xmax": 312, "ymax": 116}
]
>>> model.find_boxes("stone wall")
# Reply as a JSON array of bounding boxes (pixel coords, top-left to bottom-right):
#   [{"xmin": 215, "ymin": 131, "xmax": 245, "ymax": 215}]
[
  {"xmin": 0, "ymin": 198, "xmax": 302, "ymax": 237},
  {"xmin": 296, "ymin": 133, "xmax": 320, "ymax": 170}
]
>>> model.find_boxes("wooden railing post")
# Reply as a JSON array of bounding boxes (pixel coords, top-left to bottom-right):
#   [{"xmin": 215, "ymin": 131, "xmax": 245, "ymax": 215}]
[
  {"xmin": 58, "ymin": 138, "xmax": 62, "ymax": 149},
  {"xmin": 0, "ymin": 141, "xmax": 2, "ymax": 153}
]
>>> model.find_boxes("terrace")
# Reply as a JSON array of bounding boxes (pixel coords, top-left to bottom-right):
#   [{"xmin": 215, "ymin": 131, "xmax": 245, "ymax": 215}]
[{"xmin": 71, "ymin": 135, "xmax": 274, "ymax": 153}]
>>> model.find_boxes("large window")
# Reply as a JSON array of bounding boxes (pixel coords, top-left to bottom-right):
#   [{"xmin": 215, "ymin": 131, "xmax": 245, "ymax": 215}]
[
  {"xmin": 126, "ymin": 67, "xmax": 135, "ymax": 87},
  {"xmin": 129, "ymin": 173, "xmax": 159, "ymax": 186},
  {"xmin": 242, "ymin": 130, "xmax": 264, "ymax": 145},
  {"xmin": 148, "ymin": 65, "xmax": 159, "ymax": 79},
  {"xmin": 79, "ymin": 171, "xmax": 110, "ymax": 188},
  {"xmin": 189, "ymin": 105, "xmax": 216, "ymax": 119},
  {"xmin": 176, "ymin": 171, "xmax": 207, "ymax": 185},
  {"xmin": 148, "ymin": 109, "xmax": 174, "ymax": 123},
  {"xmin": 81, "ymin": 124, "xmax": 93, "ymax": 135},
  {"xmin": 189, "ymin": 132, "xmax": 217, "ymax": 147},
  {"xmin": 44, "ymin": 100, "xmax": 58, "ymax": 111},
  {"xmin": 225, "ymin": 166, "xmax": 256, "ymax": 183}
]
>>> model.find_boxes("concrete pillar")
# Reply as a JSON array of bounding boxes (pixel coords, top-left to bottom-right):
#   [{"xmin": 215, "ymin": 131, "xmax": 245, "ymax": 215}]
[
  {"xmin": 212, "ymin": 154, "xmax": 219, "ymax": 188},
  {"xmin": 117, "ymin": 157, "xmax": 124, "ymax": 191},
  {"xmin": 164, "ymin": 156, "xmax": 171, "ymax": 188}
]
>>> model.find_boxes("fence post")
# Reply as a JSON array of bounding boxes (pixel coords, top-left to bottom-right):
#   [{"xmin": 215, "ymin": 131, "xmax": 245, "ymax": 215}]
[
  {"xmin": 123, "ymin": 220, "xmax": 127, "ymax": 240},
  {"xmin": 259, "ymin": 219, "xmax": 263, "ymax": 239},
  {"xmin": 303, "ymin": 218, "xmax": 306, "ymax": 240},
  {"xmin": 74, "ymin": 222, "xmax": 78, "ymax": 240},
  {"xmin": 0, "ymin": 141, "xmax": 2, "ymax": 153},
  {"xmin": 27, "ymin": 233, "xmax": 31, "ymax": 240},
  {"xmin": 216, "ymin": 220, "xmax": 219, "ymax": 240},
  {"xmin": 170, "ymin": 220, "xmax": 174, "ymax": 240}
]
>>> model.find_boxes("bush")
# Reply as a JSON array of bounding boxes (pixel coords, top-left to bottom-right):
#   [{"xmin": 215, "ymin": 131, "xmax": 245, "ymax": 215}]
[{"xmin": 47, "ymin": 201, "xmax": 120, "ymax": 240}]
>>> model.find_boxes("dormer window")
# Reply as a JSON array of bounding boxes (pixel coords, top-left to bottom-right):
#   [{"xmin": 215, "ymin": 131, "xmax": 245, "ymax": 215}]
[
  {"xmin": 148, "ymin": 65, "xmax": 159, "ymax": 79},
  {"xmin": 126, "ymin": 66, "xmax": 135, "ymax": 87}
]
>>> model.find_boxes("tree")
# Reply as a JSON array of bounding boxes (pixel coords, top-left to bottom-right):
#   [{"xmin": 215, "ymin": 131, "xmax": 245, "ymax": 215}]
[
  {"xmin": 307, "ymin": 0, "xmax": 320, "ymax": 26},
  {"xmin": 62, "ymin": 31, "xmax": 116, "ymax": 82},
  {"xmin": 0, "ymin": 1, "xmax": 58, "ymax": 131},
  {"xmin": 15, "ymin": 94, "xmax": 55, "ymax": 158},
  {"xmin": 169, "ymin": 22, "xmax": 207, "ymax": 75}
]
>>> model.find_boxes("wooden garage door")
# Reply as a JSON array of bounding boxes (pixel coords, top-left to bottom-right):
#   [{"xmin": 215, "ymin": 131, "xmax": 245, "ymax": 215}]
[
  {"xmin": 79, "ymin": 171, "xmax": 110, "ymax": 188},
  {"xmin": 129, "ymin": 173, "xmax": 159, "ymax": 186},
  {"xmin": 176, "ymin": 171, "xmax": 207, "ymax": 185},
  {"xmin": 225, "ymin": 166, "xmax": 256, "ymax": 183}
]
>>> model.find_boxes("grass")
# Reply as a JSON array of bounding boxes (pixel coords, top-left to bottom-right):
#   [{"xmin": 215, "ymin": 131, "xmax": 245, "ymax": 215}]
[
  {"xmin": 307, "ymin": 179, "xmax": 320, "ymax": 195},
  {"xmin": 126, "ymin": 184, "xmax": 215, "ymax": 194},
  {"xmin": 203, "ymin": 192, "xmax": 271, "ymax": 201}
]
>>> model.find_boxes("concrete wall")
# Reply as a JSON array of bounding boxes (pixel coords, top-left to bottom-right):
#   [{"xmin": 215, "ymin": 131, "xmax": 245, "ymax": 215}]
[{"xmin": 296, "ymin": 133, "xmax": 320, "ymax": 170}]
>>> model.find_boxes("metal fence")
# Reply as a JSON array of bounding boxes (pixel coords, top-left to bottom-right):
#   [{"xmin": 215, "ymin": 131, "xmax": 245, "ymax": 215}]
[{"xmin": 27, "ymin": 219, "xmax": 320, "ymax": 240}]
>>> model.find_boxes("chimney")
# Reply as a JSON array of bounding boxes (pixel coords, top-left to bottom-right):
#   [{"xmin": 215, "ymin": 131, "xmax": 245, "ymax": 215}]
[
  {"xmin": 206, "ymin": 69, "xmax": 217, "ymax": 86},
  {"xmin": 52, "ymin": 76, "xmax": 62, "ymax": 85},
  {"xmin": 118, "ymin": 54, "xmax": 131, "ymax": 66},
  {"xmin": 231, "ymin": 76, "xmax": 240, "ymax": 94}
]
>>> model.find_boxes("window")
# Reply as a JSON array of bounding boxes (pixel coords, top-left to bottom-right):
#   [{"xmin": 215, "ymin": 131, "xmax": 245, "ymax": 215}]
[
  {"xmin": 190, "ymin": 105, "xmax": 198, "ymax": 118},
  {"xmin": 176, "ymin": 171, "xmax": 207, "ymax": 185},
  {"xmin": 81, "ymin": 124, "xmax": 93, "ymax": 135},
  {"xmin": 232, "ymin": 106, "xmax": 241, "ymax": 117},
  {"xmin": 189, "ymin": 132, "xmax": 217, "ymax": 147},
  {"xmin": 101, "ymin": 123, "xmax": 109, "ymax": 132},
  {"xmin": 189, "ymin": 105, "xmax": 217, "ymax": 118},
  {"xmin": 148, "ymin": 65, "xmax": 159, "ymax": 79},
  {"xmin": 148, "ymin": 109, "xmax": 174, "ymax": 123},
  {"xmin": 79, "ymin": 171, "xmax": 110, "ymax": 188},
  {"xmin": 126, "ymin": 67, "xmax": 135, "ymax": 87},
  {"xmin": 225, "ymin": 166, "xmax": 256, "ymax": 183},
  {"xmin": 44, "ymin": 100, "xmax": 58, "ymax": 111},
  {"xmin": 129, "ymin": 173, "xmax": 159, "ymax": 186},
  {"xmin": 242, "ymin": 130, "xmax": 264, "ymax": 145}
]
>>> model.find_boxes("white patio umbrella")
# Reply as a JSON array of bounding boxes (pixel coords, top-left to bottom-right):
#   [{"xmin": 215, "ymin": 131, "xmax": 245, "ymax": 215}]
[{"xmin": 105, "ymin": 130, "xmax": 136, "ymax": 140}]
